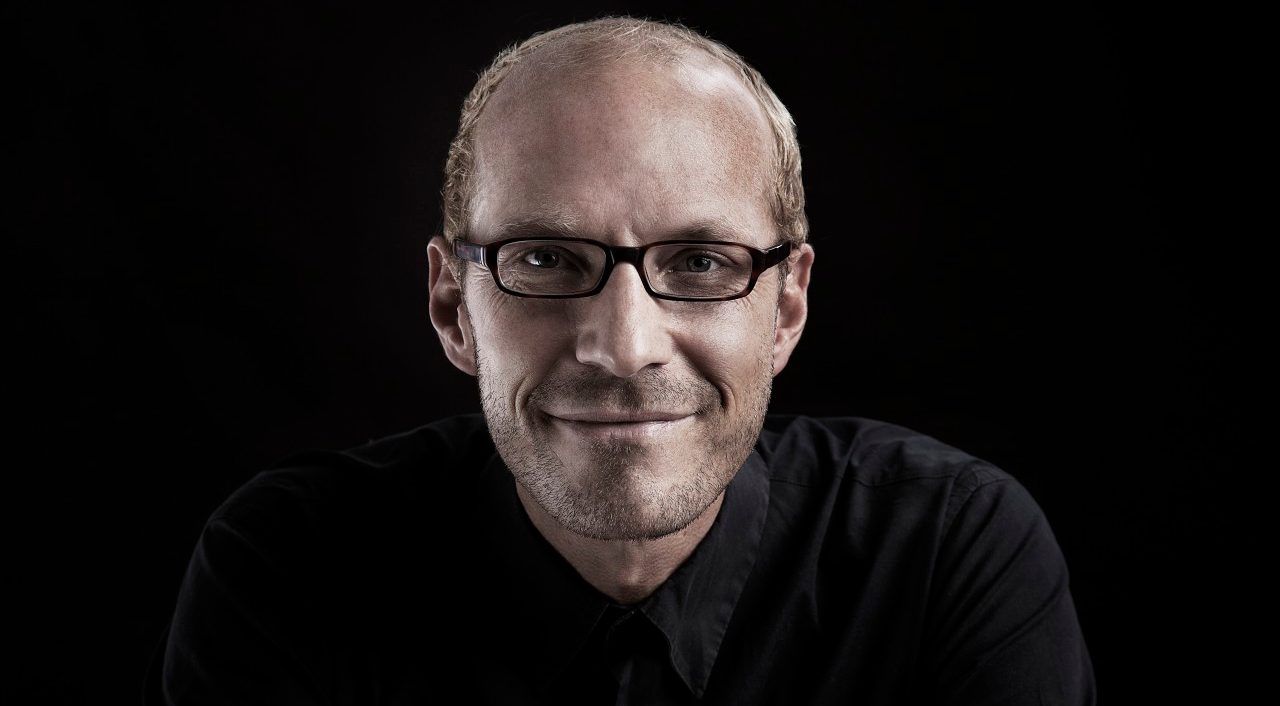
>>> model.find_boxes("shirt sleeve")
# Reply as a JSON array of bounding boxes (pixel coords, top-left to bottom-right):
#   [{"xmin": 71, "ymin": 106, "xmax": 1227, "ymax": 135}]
[{"xmin": 921, "ymin": 471, "xmax": 1096, "ymax": 705}]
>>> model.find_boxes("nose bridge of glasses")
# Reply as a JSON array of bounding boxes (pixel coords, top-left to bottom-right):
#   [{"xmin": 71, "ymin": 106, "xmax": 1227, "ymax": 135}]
[{"xmin": 598, "ymin": 244, "xmax": 648, "ymax": 287}]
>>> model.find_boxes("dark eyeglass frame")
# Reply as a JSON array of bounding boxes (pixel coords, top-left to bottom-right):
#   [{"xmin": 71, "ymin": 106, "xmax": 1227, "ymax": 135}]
[{"xmin": 452, "ymin": 236, "xmax": 793, "ymax": 302}]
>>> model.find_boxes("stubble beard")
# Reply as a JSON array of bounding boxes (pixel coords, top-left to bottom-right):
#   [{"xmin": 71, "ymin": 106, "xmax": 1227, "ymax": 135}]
[{"xmin": 476, "ymin": 347, "xmax": 773, "ymax": 542}]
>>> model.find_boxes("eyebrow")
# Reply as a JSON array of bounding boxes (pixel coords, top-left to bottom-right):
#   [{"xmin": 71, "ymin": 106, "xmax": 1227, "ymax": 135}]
[
  {"xmin": 675, "ymin": 219, "xmax": 750, "ymax": 242},
  {"xmin": 488, "ymin": 216, "xmax": 581, "ymax": 241},
  {"xmin": 485, "ymin": 214, "xmax": 752, "ymax": 244}
]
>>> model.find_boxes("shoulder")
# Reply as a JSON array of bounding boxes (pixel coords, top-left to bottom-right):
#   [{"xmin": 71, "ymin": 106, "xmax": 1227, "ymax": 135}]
[
  {"xmin": 754, "ymin": 414, "xmax": 1041, "ymax": 552},
  {"xmin": 757, "ymin": 413, "xmax": 1010, "ymax": 489},
  {"xmin": 208, "ymin": 413, "xmax": 494, "ymax": 556},
  {"xmin": 748, "ymin": 418, "xmax": 1093, "ymax": 699}
]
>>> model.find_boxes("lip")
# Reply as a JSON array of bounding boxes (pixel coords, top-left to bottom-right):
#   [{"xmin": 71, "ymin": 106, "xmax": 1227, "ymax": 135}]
[
  {"xmin": 548, "ymin": 409, "xmax": 694, "ymax": 423},
  {"xmin": 543, "ymin": 410, "xmax": 696, "ymax": 441}
]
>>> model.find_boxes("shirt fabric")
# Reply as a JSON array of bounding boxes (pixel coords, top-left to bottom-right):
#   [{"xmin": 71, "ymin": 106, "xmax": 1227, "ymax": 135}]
[{"xmin": 151, "ymin": 413, "xmax": 1095, "ymax": 705}]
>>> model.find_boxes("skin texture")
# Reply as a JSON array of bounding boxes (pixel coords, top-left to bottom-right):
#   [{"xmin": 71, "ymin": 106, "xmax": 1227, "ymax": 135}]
[{"xmin": 427, "ymin": 50, "xmax": 815, "ymax": 604}]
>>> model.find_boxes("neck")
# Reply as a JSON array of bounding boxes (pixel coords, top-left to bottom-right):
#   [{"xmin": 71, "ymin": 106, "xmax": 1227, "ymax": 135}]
[{"xmin": 514, "ymin": 483, "xmax": 725, "ymax": 605}]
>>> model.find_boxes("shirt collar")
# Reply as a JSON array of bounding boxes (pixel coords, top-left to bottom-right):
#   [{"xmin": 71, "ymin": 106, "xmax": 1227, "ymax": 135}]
[{"xmin": 475, "ymin": 447, "xmax": 772, "ymax": 699}]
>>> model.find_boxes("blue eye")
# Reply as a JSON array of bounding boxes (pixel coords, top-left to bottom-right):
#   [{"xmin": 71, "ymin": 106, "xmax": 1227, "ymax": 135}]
[
  {"xmin": 523, "ymin": 250, "xmax": 561, "ymax": 268},
  {"xmin": 685, "ymin": 255, "xmax": 716, "ymax": 272}
]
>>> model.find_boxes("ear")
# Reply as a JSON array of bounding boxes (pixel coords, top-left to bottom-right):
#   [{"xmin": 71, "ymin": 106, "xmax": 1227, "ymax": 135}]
[
  {"xmin": 427, "ymin": 236, "xmax": 478, "ymax": 376},
  {"xmin": 772, "ymin": 243, "xmax": 814, "ymax": 376}
]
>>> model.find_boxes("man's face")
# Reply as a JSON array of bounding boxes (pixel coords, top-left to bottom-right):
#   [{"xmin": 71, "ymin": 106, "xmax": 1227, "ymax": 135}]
[{"xmin": 431, "ymin": 55, "xmax": 811, "ymax": 541}]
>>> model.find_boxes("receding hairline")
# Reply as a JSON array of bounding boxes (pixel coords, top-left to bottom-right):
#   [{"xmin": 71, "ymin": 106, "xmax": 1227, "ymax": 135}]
[
  {"xmin": 490, "ymin": 23, "xmax": 746, "ymax": 95},
  {"xmin": 496, "ymin": 16, "xmax": 735, "ymax": 75},
  {"xmin": 481, "ymin": 25, "xmax": 773, "ymax": 137},
  {"xmin": 470, "ymin": 47, "xmax": 779, "ymax": 210}
]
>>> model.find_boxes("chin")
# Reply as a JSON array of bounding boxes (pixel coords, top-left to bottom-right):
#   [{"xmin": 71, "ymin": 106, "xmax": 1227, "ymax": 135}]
[
  {"xmin": 525, "ymin": 453, "xmax": 724, "ymax": 541},
  {"xmin": 552, "ymin": 489, "xmax": 713, "ymax": 542}
]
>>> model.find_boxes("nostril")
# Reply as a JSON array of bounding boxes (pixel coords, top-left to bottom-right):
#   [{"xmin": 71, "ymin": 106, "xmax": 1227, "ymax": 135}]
[{"xmin": 573, "ymin": 268, "xmax": 672, "ymax": 377}]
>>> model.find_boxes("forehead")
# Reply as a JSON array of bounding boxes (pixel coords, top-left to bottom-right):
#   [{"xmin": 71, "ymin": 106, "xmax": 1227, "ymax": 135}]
[{"xmin": 469, "ymin": 51, "xmax": 777, "ymax": 247}]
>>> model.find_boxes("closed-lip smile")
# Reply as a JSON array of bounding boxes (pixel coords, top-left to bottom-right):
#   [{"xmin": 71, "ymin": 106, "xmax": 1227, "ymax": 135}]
[
  {"xmin": 547, "ymin": 410, "xmax": 693, "ymax": 424},
  {"xmin": 542, "ymin": 410, "xmax": 696, "ymax": 440}
]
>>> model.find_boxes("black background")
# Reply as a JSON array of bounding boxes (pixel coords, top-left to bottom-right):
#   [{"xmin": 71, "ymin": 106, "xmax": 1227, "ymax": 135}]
[{"xmin": 13, "ymin": 1, "xmax": 1239, "ymax": 703}]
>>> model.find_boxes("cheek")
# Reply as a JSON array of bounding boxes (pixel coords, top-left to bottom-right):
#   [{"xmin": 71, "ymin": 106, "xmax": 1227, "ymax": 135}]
[
  {"xmin": 469, "ymin": 288, "xmax": 572, "ymax": 404},
  {"xmin": 670, "ymin": 300, "xmax": 775, "ymax": 402}
]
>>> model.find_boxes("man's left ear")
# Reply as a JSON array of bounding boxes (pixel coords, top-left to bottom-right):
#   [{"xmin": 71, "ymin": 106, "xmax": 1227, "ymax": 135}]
[{"xmin": 772, "ymin": 243, "xmax": 814, "ymax": 376}]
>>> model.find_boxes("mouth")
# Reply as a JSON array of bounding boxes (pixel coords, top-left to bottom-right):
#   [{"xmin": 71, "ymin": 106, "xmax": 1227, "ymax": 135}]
[{"xmin": 542, "ymin": 409, "xmax": 697, "ymax": 441}]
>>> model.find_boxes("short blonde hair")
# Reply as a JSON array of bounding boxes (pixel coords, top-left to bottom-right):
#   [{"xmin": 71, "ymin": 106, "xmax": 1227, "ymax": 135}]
[{"xmin": 440, "ymin": 17, "xmax": 808, "ymax": 250}]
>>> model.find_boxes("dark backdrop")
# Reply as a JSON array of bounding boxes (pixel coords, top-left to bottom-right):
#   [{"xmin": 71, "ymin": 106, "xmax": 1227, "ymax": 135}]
[{"xmin": 14, "ymin": 1, "xmax": 1238, "ymax": 703}]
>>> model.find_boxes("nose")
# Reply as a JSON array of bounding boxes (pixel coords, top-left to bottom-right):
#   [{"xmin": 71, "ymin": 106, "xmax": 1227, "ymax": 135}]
[{"xmin": 573, "ymin": 262, "xmax": 674, "ymax": 378}]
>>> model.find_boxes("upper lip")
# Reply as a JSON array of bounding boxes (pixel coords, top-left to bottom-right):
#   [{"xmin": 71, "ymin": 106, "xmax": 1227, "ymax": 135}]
[{"xmin": 547, "ymin": 410, "xmax": 694, "ymax": 424}]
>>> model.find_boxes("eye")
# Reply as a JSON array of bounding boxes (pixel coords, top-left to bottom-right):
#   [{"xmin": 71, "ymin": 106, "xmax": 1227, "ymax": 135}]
[
  {"xmin": 668, "ymin": 250, "xmax": 732, "ymax": 274},
  {"xmin": 684, "ymin": 254, "xmax": 717, "ymax": 273},
  {"xmin": 522, "ymin": 249, "xmax": 562, "ymax": 268}
]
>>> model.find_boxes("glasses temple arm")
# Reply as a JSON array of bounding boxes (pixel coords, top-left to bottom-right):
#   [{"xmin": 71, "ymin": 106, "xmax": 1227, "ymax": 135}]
[{"xmin": 453, "ymin": 239, "xmax": 489, "ymax": 269}]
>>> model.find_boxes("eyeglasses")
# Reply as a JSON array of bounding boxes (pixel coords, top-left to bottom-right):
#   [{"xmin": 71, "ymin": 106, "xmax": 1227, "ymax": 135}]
[{"xmin": 452, "ymin": 237, "xmax": 793, "ymax": 301}]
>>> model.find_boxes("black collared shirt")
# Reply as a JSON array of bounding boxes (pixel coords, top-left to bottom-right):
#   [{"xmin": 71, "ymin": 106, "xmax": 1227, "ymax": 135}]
[{"xmin": 153, "ymin": 414, "xmax": 1095, "ymax": 705}]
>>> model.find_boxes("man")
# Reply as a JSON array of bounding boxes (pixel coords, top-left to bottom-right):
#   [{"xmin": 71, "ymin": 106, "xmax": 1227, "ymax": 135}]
[{"xmin": 155, "ymin": 17, "xmax": 1094, "ymax": 705}]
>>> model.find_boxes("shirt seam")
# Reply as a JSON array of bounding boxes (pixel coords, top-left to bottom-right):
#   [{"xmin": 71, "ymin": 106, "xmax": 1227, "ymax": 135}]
[
  {"xmin": 199, "ymin": 518, "xmax": 335, "ymax": 705},
  {"xmin": 768, "ymin": 471, "xmax": 982, "ymax": 489},
  {"xmin": 939, "ymin": 465, "xmax": 1012, "ymax": 549}
]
